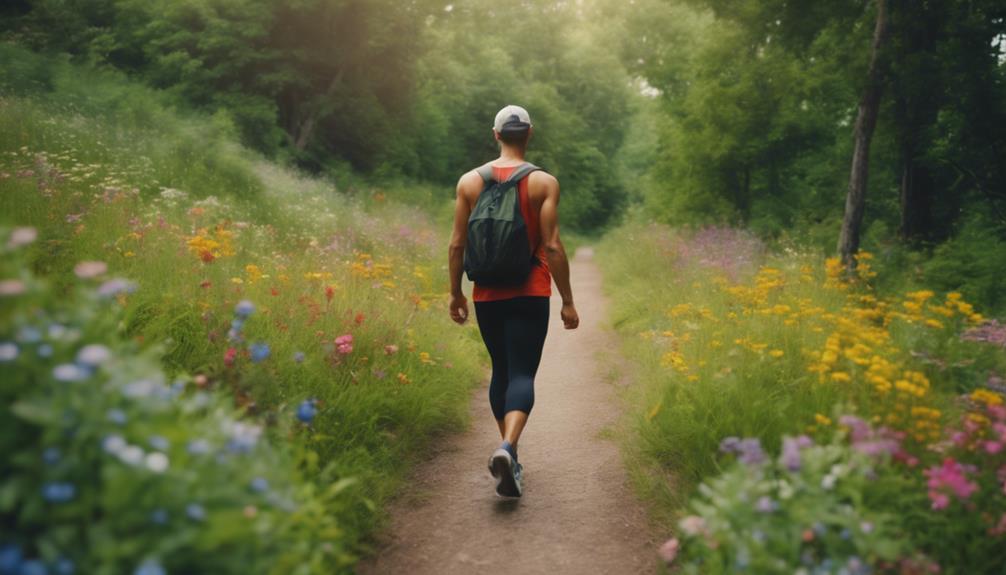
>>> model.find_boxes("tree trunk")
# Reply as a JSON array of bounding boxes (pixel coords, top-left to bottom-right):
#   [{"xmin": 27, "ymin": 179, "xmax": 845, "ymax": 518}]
[{"xmin": 837, "ymin": 0, "xmax": 890, "ymax": 269}]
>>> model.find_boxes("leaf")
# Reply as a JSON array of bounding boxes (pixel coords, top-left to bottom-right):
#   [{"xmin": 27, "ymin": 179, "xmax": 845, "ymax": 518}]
[
  {"xmin": 10, "ymin": 400, "xmax": 58, "ymax": 424},
  {"xmin": 326, "ymin": 477, "xmax": 358, "ymax": 498}
]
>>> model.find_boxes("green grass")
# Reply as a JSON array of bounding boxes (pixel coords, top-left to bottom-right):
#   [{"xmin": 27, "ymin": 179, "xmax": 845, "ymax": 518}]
[{"xmin": 0, "ymin": 44, "xmax": 487, "ymax": 566}]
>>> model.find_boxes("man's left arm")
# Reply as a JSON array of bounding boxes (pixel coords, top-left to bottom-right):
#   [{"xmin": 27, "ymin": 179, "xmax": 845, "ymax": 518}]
[{"xmin": 448, "ymin": 173, "xmax": 475, "ymax": 324}]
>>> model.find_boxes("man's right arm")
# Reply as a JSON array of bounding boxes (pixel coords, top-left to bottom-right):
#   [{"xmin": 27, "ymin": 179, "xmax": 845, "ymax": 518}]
[{"xmin": 537, "ymin": 172, "xmax": 579, "ymax": 330}]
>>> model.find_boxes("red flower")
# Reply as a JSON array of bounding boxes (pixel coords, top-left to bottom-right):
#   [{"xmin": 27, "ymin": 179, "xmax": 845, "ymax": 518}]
[
  {"xmin": 200, "ymin": 280, "xmax": 212, "ymax": 289},
  {"xmin": 325, "ymin": 285, "xmax": 335, "ymax": 303},
  {"xmin": 224, "ymin": 347, "xmax": 237, "ymax": 367},
  {"xmin": 354, "ymin": 312, "xmax": 365, "ymax": 325}
]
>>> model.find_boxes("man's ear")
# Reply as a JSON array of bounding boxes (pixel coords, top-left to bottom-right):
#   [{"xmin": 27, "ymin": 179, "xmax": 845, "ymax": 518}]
[{"xmin": 493, "ymin": 130, "xmax": 502, "ymax": 142}]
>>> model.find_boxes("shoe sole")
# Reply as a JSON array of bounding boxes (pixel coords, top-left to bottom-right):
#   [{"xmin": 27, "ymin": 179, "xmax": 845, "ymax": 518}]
[{"xmin": 488, "ymin": 449, "xmax": 522, "ymax": 497}]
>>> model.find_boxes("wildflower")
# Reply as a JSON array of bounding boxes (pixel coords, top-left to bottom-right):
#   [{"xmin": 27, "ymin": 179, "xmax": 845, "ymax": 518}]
[
  {"xmin": 679, "ymin": 515, "xmax": 707, "ymax": 536},
  {"xmin": 118, "ymin": 445, "xmax": 144, "ymax": 466},
  {"xmin": 7, "ymin": 226, "xmax": 37, "ymax": 248},
  {"xmin": 925, "ymin": 458, "xmax": 978, "ymax": 510},
  {"xmin": 107, "ymin": 409, "xmax": 128, "ymax": 425},
  {"xmin": 780, "ymin": 436, "xmax": 812, "ymax": 472},
  {"xmin": 769, "ymin": 349, "xmax": 784, "ymax": 358},
  {"xmin": 76, "ymin": 344, "xmax": 111, "ymax": 368},
  {"xmin": 145, "ymin": 452, "xmax": 169, "ymax": 473},
  {"xmin": 148, "ymin": 436, "xmax": 170, "ymax": 451},
  {"xmin": 0, "ymin": 279, "xmax": 26, "ymax": 296},
  {"xmin": 52, "ymin": 363, "xmax": 88, "ymax": 382},
  {"xmin": 41, "ymin": 482, "xmax": 76, "ymax": 503},
  {"xmin": 223, "ymin": 347, "xmax": 238, "ymax": 367},
  {"xmin": 720, "ymin": 436, "xmax": 766, "ymax": 465},
  {"xmin": 325, "ymin": 285, "xmax": 336, "ymax": 302},
  {"xmin": 186, "ymin": 504, "xmax": 206, "ymax": 522},
  {"xmin": 97, "ymin": 278, "xmax": 136, "ymax": 298},
  {"xmin": 250, "ymin": 477, "xmax": 270, "ymax": 493},
  {"xmin": 73, "ymin": 261, "xmax": 107, "ymax": 279},
  {"xmin": 755, "ymin": 496, "xmax": 778, "ymax": 513},
  {"xmin": 335, "ymin": 334, "xmax": 353, "ymax": 355},
  {"xmin": 293, "ymin": 351, "xmax": 305, "ymax": 363},
  {"xmin": 235, "ymin": 300, "xmax": 255, "ymax": 318},
  {"xmin": 0, "ymin": 342, "xmax": 18, "ymax": 362},
  {"xmin": 187, "ymin": 439, "xmax": 211, "ymax": 455},
  {"xmin": 297, "ymin": 399, "xmax": 317, "ymax": 423},
  {"xmin": 249, "ymin": 342, "xmax": 270, "ymax": 363},
  {"xmin": 397, "ymin": 372, "xmax": 411, "ymax": 385},
  {"xmin": 657, "ymin": 538, "xmax": 679, "ymax": 565},
  {"xmin": 384, "ymin": 344, "xmax": 399, "ymax": 355}
]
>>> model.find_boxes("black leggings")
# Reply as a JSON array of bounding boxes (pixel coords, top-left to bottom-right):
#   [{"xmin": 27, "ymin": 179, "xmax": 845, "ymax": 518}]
[{"xmin": 474, "ymin": 296, "xmax": 550, "ymax": 421}]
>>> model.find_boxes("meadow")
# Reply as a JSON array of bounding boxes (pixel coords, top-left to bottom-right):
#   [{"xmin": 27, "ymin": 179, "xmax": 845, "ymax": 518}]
[
  {"xmin": 0, "ymin": 46, "xmax": 486, "ymax": 574},
  {"xmin": 598, "ymin": 222, "xmax": 1006, "ymax": 573}
]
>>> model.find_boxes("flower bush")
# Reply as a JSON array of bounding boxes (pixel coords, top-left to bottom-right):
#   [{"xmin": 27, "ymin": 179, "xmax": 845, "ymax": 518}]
[
  {"xmin": 0, "ymin": 237, "xmax": 350, "ymax": 574},
  {"xmin": 598, "ymin": 221, "xmax": 1006, "ymax": 572}
]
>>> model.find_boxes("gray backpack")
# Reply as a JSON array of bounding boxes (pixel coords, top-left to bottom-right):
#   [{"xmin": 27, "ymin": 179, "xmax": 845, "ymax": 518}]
[{"xmin": 464, "ymin": 162, "xmax": 541, "ymax": 286}]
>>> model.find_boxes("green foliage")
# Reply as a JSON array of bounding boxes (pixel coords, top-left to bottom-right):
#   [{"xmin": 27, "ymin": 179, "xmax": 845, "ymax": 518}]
[
  {"xmin": 0, "ymin": 243, "xmax": 351, "ymax": 574},
  {"xmin": 0, "ymin": 47, "xmax": 489, "ymax": 571}
]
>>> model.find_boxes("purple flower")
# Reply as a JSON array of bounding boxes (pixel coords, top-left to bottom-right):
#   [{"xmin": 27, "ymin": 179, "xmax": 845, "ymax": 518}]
[
  {"xmin": 720, "ymin": 436, "xmax": 766, "ymax": 465},
  {"xmin": 780, "ymin": 436, "xmax": 812, "ymax": 472},
  {"xmin": 755, "ymin": 496, "xmax": 778, "ymax": 513},
  {"xmin": 97, "ymin": 278, "xmax": 136, "ymax": 298},
  {"xmin": 234, "ymin": 300, "xmax": 255, "ymax": 318}
]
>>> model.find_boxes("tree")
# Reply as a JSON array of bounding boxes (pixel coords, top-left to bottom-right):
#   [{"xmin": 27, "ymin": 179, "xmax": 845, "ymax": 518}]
[{"xmin": 838, "ymin": 0, "xmax": 889, "ymax": 267}]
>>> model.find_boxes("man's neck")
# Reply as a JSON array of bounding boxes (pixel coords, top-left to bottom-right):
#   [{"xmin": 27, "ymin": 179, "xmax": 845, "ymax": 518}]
[{"xmin": 498, "ymin": 144, "xmax": 526, "ymax": 163}]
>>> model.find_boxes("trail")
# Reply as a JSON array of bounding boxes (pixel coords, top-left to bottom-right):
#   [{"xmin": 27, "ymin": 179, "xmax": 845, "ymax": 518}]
[{"xmin": 357, "ymin": 247, "xmax": 659, "ymax": 575}]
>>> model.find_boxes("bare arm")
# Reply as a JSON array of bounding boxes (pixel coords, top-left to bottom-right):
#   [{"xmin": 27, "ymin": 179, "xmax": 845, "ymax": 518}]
[
  {"xmin": 447, "ymin": 172, "xmax": 478, "ymax": 324},
  {"xmin": 537, "ymin": 173, "xmax": 579, "ymax": 329}
]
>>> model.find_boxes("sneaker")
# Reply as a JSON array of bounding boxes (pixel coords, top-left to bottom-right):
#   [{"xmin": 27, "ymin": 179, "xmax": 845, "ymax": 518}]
[{"xmin": 488, "ymin": 448, "xmax": 522, "ymax": 497}]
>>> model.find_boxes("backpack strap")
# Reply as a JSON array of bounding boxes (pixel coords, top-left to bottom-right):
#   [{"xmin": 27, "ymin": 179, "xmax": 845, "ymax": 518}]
[
  {"xmin": 505, "ymin": 162, "xmax": 540, "ymax": 184},
  {"xmin": 476, "ymin": 165, "xmax": 495, "ymax": 183}
]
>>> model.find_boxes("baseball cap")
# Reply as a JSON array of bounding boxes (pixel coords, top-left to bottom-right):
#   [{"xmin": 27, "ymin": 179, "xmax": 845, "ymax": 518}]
[{"xmin": 493, "ymin": 105, "xmax": 532, "ymax": 134}]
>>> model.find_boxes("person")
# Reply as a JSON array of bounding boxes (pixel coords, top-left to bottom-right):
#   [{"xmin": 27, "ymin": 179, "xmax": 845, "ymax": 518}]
[{"xmin": 447, "ymin": 104, "xmax": 579, "ymax": 497}]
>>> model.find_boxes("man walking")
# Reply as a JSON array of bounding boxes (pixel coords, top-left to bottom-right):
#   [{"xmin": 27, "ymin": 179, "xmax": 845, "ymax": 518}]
[{"xmin": 447, "ymin": 105, "xmax": 579, "ymax": 498}]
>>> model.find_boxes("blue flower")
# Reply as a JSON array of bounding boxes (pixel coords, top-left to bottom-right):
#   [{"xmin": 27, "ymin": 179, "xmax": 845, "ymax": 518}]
[
  {"xmin": 250, "ymin": 477, "xmax": 270, "ymax": 493},
  {"xmin": 36, "ymin": 344, "xmax": 53, "ymax": 358},
  {"xmin": 102, "ymin": 434, "xmax": 126, "ymax": 455},
  {"xmin": 18, "ymin": 560, "xmax": 46, "ymax": 575},
  {"xmin": 293, "ymin": 351, "xmax": 305, "ymax": 363},
  {"xmin": 0, "ymin": 545, "xmax": 22, "ymax": 574},
  {"xmin": 234, "ymin": 300, "xmax": 255, "ymax": 318},
  {"xmin": 150, "ymin": 509, "xmax": 169, "ymax": 525},
  {"xmin": 0, "ymin": 343, "xmax": 18, "ymax": 362},
  {"xmin": 106, "ymin": 409, "xmax": 128, "ymax": 425},
  {"xmin": 148, "ymin": 436, "xmax": 170, "ymax": 451},
  {"xmin": 133, "ymin": 560, "xmax": 165, "ymax": 575},
  {"xmin": 42, "ymin": 447, "xmax": 61, "ymax": 465},
  {"xmin": 16, "ymin": 326, "xmax": 42, "ymax": 343},
  {"xmin": 296, "ymin": 399, "xmax": 317, "ymax": 424},
  {"xmin": 41, "ymin": 482, "xmax": 76, "ymax": 504},
  {"xmin": 249, "ymin": 342, "xmax": 270, "ymax": 363},
  {"xmin": 52, "ymin": 364, "xmax": 87, "ymax": 383},
  {"xmin": 186, "ymin": 503, "xmax": 206, "ymax": 522},
  {"xmin": 186, "ymin": 439, "xmax": 211, "ymax": 455}
]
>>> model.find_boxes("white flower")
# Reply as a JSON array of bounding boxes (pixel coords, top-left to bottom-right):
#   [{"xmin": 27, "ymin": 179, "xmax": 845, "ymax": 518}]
[
  {"xmin": 52, "ymin": 363, "xmax": 88, "ymax": 382},
  {"xmin": 118, "ymin": 445, "xmax": 145, "ymax": 466},
  {"xmin": 7, "ymin": 227, "xmax": 37, "ymax": 248},
  {"xmin": 73, "ymin": 261, "xmax": 108, "ymax": 279},
  {"xmin": 102, "ymin": 435, "xmax": 127, "ymax": 454},
  {"xmin": 145, "ymin": 452, "xmax": 169, "ymax": 473},
  {"xmin": 821, "ymin": 474, "xmax": 837, "ymax": 490},
  {"xmin": 76, "ymin": 344, "xmax": 111, "ymax": 368},
  {"xmin": 0, "ymin": 342, "xmax": 18, "ymax": 362}
]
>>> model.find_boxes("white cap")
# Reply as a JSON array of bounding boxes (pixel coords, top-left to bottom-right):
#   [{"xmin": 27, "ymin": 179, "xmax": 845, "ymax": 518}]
[{"xmin": 493, "ymin": 105, "xmax": 532, "ymax": 133}]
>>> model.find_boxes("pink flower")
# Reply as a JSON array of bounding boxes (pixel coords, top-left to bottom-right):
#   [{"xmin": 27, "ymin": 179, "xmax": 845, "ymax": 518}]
[
  {"xmin": 384, "ymin": 344, "xmax": 399, "ymax": 355},
  {"xmin": 7, "ymin": 227, "xmax": 37, "ymax": 248},
  {"xmin": 925, "ymin": 458, "xmax": 979, "ymax": 510},
  {"xmin": 0, "ymin": 280, "xmax": 26, "ymax": 296},
  {"xmin": 74, "ymin": 261, "xmax": 108, "ymax": 279},
  {"xmin": 657, "ymin": 538, "xmax": 679, "ymax": 565},
  {"xmin": 985, "ymin": 441, "xmax": 1003, "ymax": 455},
  {"xmin": 335, "ymin": 334, "xmax": 353, "ymax": 355},
  {"xmin": 224, "ymin": 347, "xmax": 237, "ymax": 367}
]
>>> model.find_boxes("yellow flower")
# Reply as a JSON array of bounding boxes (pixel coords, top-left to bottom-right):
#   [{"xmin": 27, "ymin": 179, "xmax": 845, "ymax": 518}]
[
  {"xmin": 815, "ymin": 413, "xmax": 832, "ymax": 426},
  {"xmin": 769, "ymin": 349, "xmax": 784, "ymax": 358},
  {"xmin": 924, "ymin": 318, "xmax": 944, "ymax": 329},
  {"xmin": 971, "ymin": 389, "xmax": 1004, "ymax": 407},
  {"xmin": 830, "ymin": 371, "xmax": 851, "ymax": 383}
]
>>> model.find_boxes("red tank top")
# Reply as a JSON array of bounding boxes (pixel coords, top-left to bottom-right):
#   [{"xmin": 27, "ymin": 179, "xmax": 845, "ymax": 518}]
[{"xmin": 471, "ymin": 164, "xmax": 552, "ymax": 302}]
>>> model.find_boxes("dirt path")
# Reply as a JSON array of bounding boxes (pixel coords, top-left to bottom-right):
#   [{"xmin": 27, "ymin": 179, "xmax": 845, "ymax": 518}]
[{"xmin": 357, "ymin": 247, "xmax": 659, "ymax": 575}]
